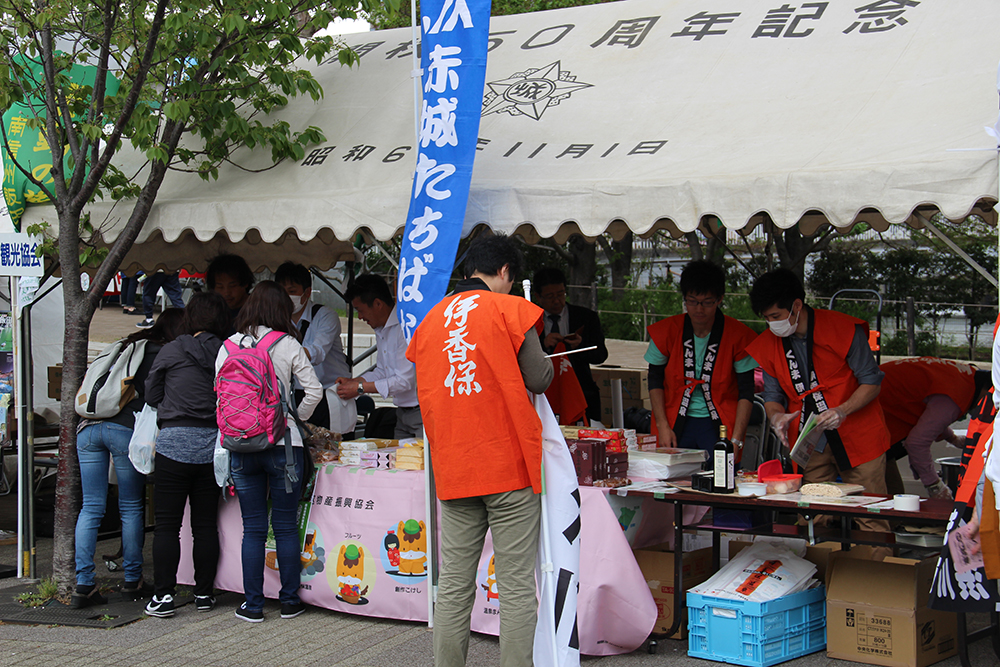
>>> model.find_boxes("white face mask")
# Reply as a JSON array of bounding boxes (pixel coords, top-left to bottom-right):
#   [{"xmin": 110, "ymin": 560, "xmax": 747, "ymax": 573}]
[
  {"xmin": 767, "ymin": 308, "xmax": 798, "ymax": 337},
  {"xmin": 289, "ymin": 292, "xmax": 308, "ymax": 314}
]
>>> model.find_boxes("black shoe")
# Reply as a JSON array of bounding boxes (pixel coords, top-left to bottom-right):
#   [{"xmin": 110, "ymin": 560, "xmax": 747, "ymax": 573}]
[
  {"xmin": 195, "ymin": 595, "xmax": 216, "ymax": 612},
  {"xmin": 136, "ymin": 318, "xmax": 154, "ymax": 329},
  {"xmin": 235, "ymin": 602, "xmax": 263, "ymax": 623},
  {"xmin": 145, "ymin": 594, "xmax": 175, "ymax": 618},
  {"xmin": 280, "ymin": 602, "xmax": 305, "ymax": 619},
  {"xmin": 122, "ymin": 578, "xmax": 153, "ymax": 601},
  {"xmin": 70, "ymin": 585, "xmax": 108, "ymax": 609}
]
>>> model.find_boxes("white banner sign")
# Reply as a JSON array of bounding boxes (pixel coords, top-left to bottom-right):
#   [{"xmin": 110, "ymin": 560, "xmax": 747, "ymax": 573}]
[{"xmin": 0, "ymin": 233, "xmax": 43, "ymax": 276}]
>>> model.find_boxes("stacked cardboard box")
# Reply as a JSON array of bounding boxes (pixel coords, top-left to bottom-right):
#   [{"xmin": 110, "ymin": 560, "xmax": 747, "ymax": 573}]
[
  {"xmin": 577, "ymin": 427, "xmax": 637, "ymax": 452},
  {"xmin": 394, "ymin": 446, "xmax": 425, "ymax": 470},
  {"xmin": 566, "ymin": 439, "xmax": 630, "ymax": 485},
  {"xmin": 359, "ymin": 447, "xmax": 398, "ymax": 470},
  {"xmin": 632, "ymin": 545, "xmax": 713, "ymax": 639},
  {"xmin": 340, "ymin": 439, "xmax": 399, "ymax": 466}
]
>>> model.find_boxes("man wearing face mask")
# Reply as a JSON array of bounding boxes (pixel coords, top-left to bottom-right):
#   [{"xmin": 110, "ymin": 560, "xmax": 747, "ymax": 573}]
[
  {"xmin": 746, "ymin": 269, "xmax": 890, "ymax": 539},
  {"xmin": 276, "ymin": 262, "xmax": 349, "ymax": 431}
]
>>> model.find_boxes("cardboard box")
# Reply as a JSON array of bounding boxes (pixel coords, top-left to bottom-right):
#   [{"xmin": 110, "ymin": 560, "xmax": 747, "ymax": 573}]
[
  {"xmin": 825, "ymin": 552, "xmax": 957, "ymax": 667},
  {"xmin": 47, "ymin": 365, "xmax": 62, "ymax": 400},
  {"xmin": 632, "ymin": 545, "xmax": 713, "ymax": 639},
  {"xmin": 567, "ymin": 439, "xmax": 595, "ymax": 485},
  {"xmin": 596, "ymin": 367, "xmax": 649, "ymax": 401}
]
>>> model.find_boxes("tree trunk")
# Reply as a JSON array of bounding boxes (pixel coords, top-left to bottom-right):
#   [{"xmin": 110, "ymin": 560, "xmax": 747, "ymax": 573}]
[
  {"xmin": 684, "ymin": 231, "xmax": 703, "ymax": 262},
  {"xmin": 566, "ymin": 235, "xmax": 596, "ymax": 307},
  {"xmin": 52, "ymin": 279, "xmax": 94, "ymax": 592},
  {"xmin": 599, "ymin": 231, "xmax": 633, "ymax": 303}
]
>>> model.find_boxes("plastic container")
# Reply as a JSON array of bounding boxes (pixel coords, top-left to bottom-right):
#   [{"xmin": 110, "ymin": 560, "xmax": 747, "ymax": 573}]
[
  {"xmin": 759, "ymin": 474, "xmax": 802, "ymax": 495},
  {"xmin": 737, "ymin": 482, "xmax": 767, "ymax": 497},
  {"xmin": 757, "ymin": 459, "xmax": 802, "ymax": 495},
  {"xmin": 687, "ymin": 586, "xmax": 826, "ymax": 667}
]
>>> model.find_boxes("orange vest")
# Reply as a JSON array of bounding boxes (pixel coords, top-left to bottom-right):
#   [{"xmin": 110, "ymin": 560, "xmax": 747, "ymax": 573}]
[
  {"xmin": 646, "ymin": 313, "xmax": 758, "ymax": 435},
  {"xmin": 533, "ymin": 320, "xmax": 588, "ymax": 425},
  {"xmin": 546, "ymin": 345, "xmax": 589, "ymax": 425},
  {"xmin": 406, "ymin": 288, "xmax": 544, "ymax": 501},
  {"xmin": 745, "ymin": 308, "xmax": 889, "ymax": 468},
  {"xmin": 879, "ymin": 357, "xmax": 977, "ymax": 444}
]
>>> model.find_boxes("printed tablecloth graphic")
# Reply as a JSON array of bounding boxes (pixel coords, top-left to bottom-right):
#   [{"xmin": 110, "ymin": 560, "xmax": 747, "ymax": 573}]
[{"xmin": 179, "ymin": 465, "xmax": 655, "ymax": 654}]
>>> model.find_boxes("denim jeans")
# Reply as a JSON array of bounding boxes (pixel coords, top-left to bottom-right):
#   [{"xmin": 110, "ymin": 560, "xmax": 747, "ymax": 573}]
[
  {"xmin": 231, "ymin": 446, "xmax": 305, "ymax": 611},
  {"xmin": 74, "ymin": 422, "xmax": 147, "ymax": 586},
  {"xmin": 151, "ymin": 453, "xmax": 220, "ymax": 597},
  {"xmin": 141, "ymin": 272, "xmax": 185, "ymax": 319}
]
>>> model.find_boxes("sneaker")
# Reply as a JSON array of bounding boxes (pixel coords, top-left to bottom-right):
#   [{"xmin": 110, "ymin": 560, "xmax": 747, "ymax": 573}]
[
  {"xmin": 70, "ymin": 585, "xmax": 108, "ymax": 609},
  {"xmin": 195, "ymin": 595, "xmax": 216, "ymax": 612},
  {"xmin": 135, "ymin": 318, "xmax": 154, "ymax": 329},
  {"xmin": 145, "ymin": 594, "xmax": 175, "ymax": 618},
  {"xmin": 121, "ymin": 578, "xmax": 153, "ymax": 601},
  {"xmin": 280, "ymin": 602, "xmax": 305, "ymax": 619},
  {"xmin": 235, "ymin": 602, "xmax": 263, "ymax": 623}
]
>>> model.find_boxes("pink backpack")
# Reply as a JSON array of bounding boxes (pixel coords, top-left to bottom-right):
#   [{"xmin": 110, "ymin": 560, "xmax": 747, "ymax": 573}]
[{"xmin": 216, "ymin": 330, "xmax": 290, "ymax": 453}]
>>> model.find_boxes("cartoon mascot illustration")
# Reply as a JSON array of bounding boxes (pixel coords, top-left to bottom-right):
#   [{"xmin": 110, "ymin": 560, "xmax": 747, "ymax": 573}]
[
  {"xmin": 336, "ymin": 543, "xmax": 368, "ymax": 604},
  {"xmin": 398, "ymin": 520, "xmax": 427, "ymax": 576},
  {"xmin": 384, "ymin": 530, "xmax": 401, "ymax": 569},
  {"xmin": 481, "ymin": 554, "xmax": 498, "ymax": 602}
]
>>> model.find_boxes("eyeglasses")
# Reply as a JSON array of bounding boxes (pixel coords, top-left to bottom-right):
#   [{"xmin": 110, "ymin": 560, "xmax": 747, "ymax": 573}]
[
  {"xmin": 538, "ymin": 290, "xmax": 566, "ymax": 301},
  {"xmin": 683, "ymin": 297, "xmax": 720, "ymax": 309}
]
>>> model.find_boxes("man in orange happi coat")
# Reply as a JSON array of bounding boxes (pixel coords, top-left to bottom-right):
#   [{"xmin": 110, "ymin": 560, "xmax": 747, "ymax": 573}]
[
  {"xmin": 407, "ymin": 234, "xmax": 553, "ymax": 667},
  {"xmin": 879, "ymin": 357, "xmax": 991, "ymax": 499},
  {"xmin": 746, "ymin": 269, "xmax": 890, "ymax": 540},
  {"xmin": 645, "ymin": 260, "xmax": 758, "ymax": 453}
]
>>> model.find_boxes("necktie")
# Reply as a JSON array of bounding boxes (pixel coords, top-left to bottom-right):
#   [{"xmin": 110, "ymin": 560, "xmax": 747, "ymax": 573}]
[{"xmin": 550, "ymin": 313, "xmax": 561, "ymax": 334}]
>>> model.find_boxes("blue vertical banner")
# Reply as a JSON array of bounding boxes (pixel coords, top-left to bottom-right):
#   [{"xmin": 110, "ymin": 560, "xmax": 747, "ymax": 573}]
[{"xmin": 397, "ymin": 0, "xmax": 492, "ymax": 341}]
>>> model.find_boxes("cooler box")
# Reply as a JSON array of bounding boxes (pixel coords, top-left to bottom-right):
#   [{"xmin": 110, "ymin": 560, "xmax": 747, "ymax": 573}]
[{"xmin": 687, "ymin": 586, "xmax": 827, "ymax": 667}]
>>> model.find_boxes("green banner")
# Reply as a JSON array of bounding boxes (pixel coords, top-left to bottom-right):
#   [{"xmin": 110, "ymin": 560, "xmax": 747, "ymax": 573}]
[{"xmin": 2, "ymin": 58, "xmax": 120, "ymax": 229}]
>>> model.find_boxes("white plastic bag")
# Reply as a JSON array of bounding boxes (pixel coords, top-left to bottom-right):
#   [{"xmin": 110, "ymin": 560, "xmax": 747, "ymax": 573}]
[
  {"xmin": 213, "ymin": 431, "xmax": 231, "ymax": 488},
  {"xmin": 128, "ymin": 405, "xmax": 158, "ymax": 474},
  {"xmin": 326, "ymin": 387, "xmax": 358, "ymax": 435}
]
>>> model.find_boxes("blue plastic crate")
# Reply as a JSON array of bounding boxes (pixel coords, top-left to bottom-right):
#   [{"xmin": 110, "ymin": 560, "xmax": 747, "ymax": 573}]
[{"xmin": 687, "ymin": 586, "xmax": 826, "ymax": 667}]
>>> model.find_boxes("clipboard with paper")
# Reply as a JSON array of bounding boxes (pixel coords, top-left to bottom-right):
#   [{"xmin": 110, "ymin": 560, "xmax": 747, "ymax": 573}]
[{"xmin": 788, "ymin": 412, "xmax": 822, "ymax": 467}]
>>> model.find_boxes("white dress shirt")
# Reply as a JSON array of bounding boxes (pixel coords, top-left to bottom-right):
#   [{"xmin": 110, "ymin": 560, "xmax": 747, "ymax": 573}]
[
  {"xmin": 297, "ymin": 301, "xmax": 349, "ymax": 388},
  {"xmin": 361, "ymin": 304, "xmax": 418, "ymax": 408},
  {"xmin": 542, "ymin": 304, "xmax": 569, "ymax": 337}
]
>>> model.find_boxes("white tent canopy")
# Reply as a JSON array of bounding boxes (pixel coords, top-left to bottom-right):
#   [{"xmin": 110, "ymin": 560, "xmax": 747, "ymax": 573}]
[{"xmin": 21, "ymin": 0, "xmax": 1000, "ymax": 269}]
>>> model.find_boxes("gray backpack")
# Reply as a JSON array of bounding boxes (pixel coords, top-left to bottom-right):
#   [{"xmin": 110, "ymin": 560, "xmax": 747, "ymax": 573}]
[{"xmin": 75, "ymin": 339, "xmax": 148, "ymax": 419}]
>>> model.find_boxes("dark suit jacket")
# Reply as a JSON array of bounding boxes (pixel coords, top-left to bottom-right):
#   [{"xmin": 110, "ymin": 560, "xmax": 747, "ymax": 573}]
[{"xmin": 540, "ymin": 304, "xmax": 609, "ymax": 421}]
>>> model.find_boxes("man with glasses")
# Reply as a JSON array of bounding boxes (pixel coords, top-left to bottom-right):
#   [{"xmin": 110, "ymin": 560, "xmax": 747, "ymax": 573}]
[
  {"xmin": 646, "ymin": 261, "xmax": 758, "ymax": 452},
  {"xmin": 533, "ymin": 268, "xmax": 608, "ymax": 423}
]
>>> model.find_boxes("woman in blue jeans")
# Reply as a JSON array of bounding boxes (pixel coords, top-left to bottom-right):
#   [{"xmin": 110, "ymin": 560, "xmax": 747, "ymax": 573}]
[
  {"xmin": 72, "ymin": 309, "xmax": 185, "ymax": 608},
  {"xmin": 215, "ymin": 281, "xmax": 321, "ymax": 622}
]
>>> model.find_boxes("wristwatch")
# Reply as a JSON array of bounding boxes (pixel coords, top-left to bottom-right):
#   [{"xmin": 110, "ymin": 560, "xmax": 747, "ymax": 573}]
[
  {"xmin": 357, "ymin": 382, "xmax": 364, "ymax": 396},
  {"xmin": 732, "ymin": 439, "xmax": 744, "ymax": 451}
]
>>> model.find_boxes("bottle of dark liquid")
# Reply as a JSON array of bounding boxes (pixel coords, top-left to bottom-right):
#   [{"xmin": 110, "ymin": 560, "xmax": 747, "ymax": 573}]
[{"xmin": 713, "ymin": 424, "xmax": 735, "ymax": 494}]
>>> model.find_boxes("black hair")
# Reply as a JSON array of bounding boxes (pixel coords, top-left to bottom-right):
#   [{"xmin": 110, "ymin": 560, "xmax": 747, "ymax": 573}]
[
  {"xmin": 532, "ymin": 267, "xmax": 566, "ymax": 291},
  {"xmin": 182, "ymin": 291, "xmax": 230, "ymax": 338},
  {"xmin": 749, "ymin": 268, "xmax": 806, "ymax": 315},
  {"xmin": 344, "ymin": 274, "xmax": 394, "ymax": 308},
  {"xmin": 680, "ymin": 260, "xmax": 726, "ymax": 299},
  {"xmin": 974, "ymin": 369, "xmax": 993, "ymax": 400},
  {"xmin": 124, "ymin": 308, "xmax": 186, "ymax": 345},
  {"xmin": 275, "ymin": 262, "xmax": 311, "ymax": 289},
  {"xmin": 463, "ymin": 234, "xmax": 523, "ymax": 282},
  {"xmin": 206, "ymin": 253, "xmax": 254, "ymax": 291},
  {"xmin": 235, "ymin": 280, "xmax": 297, "ymax": 336}
]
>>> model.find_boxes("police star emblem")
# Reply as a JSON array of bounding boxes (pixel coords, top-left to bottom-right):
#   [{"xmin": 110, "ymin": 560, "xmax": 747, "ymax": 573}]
[{"xmin": 481, "ymin": 61, "xmax": 592, "ymax": 120}]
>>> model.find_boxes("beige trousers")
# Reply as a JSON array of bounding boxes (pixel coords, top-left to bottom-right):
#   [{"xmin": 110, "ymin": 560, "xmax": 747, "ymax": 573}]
[{"xmin": 434, "ymin": 486, "xmax": 541, "ymax": 667}]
